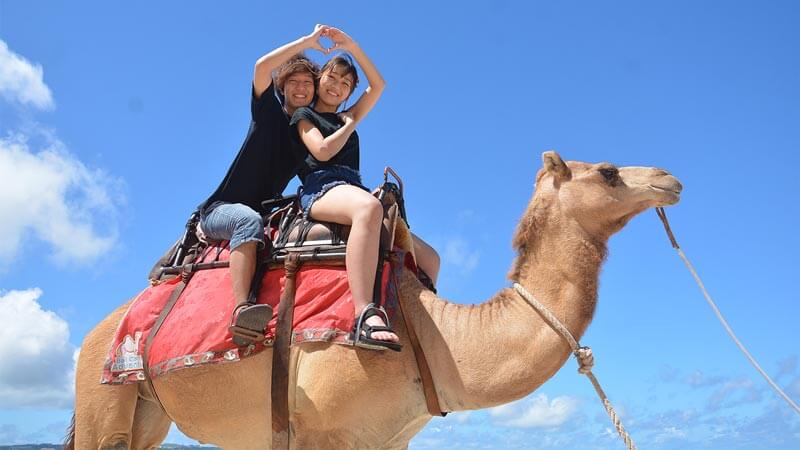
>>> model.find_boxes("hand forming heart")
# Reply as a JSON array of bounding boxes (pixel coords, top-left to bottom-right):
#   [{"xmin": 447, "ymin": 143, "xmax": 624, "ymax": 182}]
[
  {"xmin": 325, "ymin": 27, "xmax": 356, "ymax": 53},
  {"xmin": 308, "ymin": 24, "xmax": 334, "ymax": 55}
]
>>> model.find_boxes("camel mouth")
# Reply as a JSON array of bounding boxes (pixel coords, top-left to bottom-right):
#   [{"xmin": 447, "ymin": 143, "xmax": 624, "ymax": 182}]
[
  {"xmin": 649, "ymin": 184, "xmax": 682, "ymax": 205},
  {"xmin": 650, "ymin": 185, "xmax": 681, "ymax": 195}
]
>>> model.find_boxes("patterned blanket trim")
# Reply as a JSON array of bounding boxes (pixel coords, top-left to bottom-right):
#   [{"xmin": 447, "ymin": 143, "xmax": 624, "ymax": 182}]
[{"xmin": 102, "ymin": 327, "xmax": 356, "ymax": 385}]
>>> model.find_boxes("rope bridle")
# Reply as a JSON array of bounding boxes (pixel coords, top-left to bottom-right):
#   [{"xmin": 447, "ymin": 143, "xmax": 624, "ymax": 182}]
[
  {"xmin": 510, "ymin": 206, "xmax": 800, "ymax": 450},
  {"xmin": 656, "ymin": 207, "xmax": 800, "ymax": 417},
  {"xmin": 512, "ymin": 283, "xmax": 638, "ymax": 450}
]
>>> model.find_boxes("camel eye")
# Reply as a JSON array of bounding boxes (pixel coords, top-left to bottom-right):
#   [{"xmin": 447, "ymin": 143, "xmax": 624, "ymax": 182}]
[{"xmin": 599, "ymin": 167, "xmax": 619, "ymax": 183}]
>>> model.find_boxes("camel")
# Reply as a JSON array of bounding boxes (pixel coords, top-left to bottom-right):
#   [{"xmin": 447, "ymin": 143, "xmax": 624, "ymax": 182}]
[{"xmin": 67, "ymin": 151, "xmax": 682, "ymax": 449}]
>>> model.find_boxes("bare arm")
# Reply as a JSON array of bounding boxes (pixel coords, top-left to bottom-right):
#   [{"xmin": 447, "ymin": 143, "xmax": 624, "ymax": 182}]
[
  {"xmin": 297, "ymin": 114, "xmax": 357, "ymax": 162},
  {"xmin": 253, "ymin": 24, "xmax": 329, "ymax": 98},
  {"xmin": 326, "ymin": 28, "xmax": 385, "ymax": 124}
]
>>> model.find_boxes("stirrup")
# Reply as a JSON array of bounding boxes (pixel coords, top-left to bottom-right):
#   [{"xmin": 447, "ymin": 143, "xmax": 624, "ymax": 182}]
[
  {"xmin": 228, "ymin": 303, "xmax": 273, "ymax": 346},
  {"xmin": 351, "ymin": 303, "xmax": 402, "ymax": 352}
]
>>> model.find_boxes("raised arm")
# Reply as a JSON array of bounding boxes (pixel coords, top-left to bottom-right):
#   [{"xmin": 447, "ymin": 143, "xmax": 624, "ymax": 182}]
[
  {"xmin": 326, "ymin": 28, "xmax": 385, "ymax": 124},
  {"xmin": 253, "ymin": 24, "xmax": 330, "ymax": 98}
]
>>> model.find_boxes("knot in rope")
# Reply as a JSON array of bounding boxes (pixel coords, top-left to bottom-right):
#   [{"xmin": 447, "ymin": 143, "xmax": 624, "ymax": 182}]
[
  {"xmin": 512, "ymin": 282, "xmax": 637, "ymax": 450},
  {"xmin": 575, "ymin": 347, "xmax": 594, "ymax": 375}
]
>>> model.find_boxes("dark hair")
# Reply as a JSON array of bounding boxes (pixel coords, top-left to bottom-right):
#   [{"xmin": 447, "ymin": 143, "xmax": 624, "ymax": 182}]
[
  {"xmin": 319, "ymin": 53, "xmax": 359, "ymax": 98},
  {"xmin": 274, "ymin": 53, "xmax": 320, "ymax": 94}
]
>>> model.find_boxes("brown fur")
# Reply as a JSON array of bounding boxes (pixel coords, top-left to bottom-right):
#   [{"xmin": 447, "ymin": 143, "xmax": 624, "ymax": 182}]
[{"xmin": 70, "ymin": 152, "xmax": 681, "ymax": 448}]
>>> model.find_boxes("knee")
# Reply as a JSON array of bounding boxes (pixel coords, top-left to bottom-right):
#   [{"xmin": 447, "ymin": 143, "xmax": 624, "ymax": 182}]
[
  {"xmin": 235, "ymin": 209, "xmax": 263, "ymax": 231},
  {"xmin": 99, "ymin": 436, "xmax": 129, "ymax": 450},
  {"xmin": 426, "ymin": 247, "xmax": 441, "ymax": 270},
  {"xmin": 353, "ymin": 198, "xmax": 383, "ymax": 229},
  {"xmin": 234, "ymin": 210, "xmax": 263, "ymax": 240}
]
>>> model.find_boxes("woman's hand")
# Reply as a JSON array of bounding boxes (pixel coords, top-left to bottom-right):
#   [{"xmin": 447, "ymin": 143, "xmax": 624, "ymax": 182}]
[
  {"xmin": 338, "ymin": 110, "xmax": 356, "ymax": 125},
  {"xmin": 306, "ymin": 24, "xmax": 332, "ymax": 54},
  {"xmin": 327, "ymin": 27, "xmax": 357, "ymax": 53}
]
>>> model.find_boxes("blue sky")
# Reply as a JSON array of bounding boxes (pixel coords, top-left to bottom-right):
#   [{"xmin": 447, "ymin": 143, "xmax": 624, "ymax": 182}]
[{"xmin": 1, "ymin": 1, "xmax": 799, "ymax": 448}]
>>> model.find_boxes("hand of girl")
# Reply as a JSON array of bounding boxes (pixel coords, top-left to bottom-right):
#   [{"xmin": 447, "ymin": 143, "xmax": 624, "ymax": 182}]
[
  {"xmin": 338, "ymin": 110, "xmax": 356, "ymax": 125},
  {"xmin": 327, "ymin": 27, "xmax": 357, "ymax": 52},
  {"xmin": 306, "ymin": 24, "xmax": 332, "ymax": 54}
]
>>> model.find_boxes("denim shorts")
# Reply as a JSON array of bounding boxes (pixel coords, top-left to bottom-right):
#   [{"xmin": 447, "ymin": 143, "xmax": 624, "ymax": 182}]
[
  {"xmin": 299, "ymin": 166, "xmax": 369, "ymax": 217},
  {"xmin": 200, "ymin": 202, "xmax": 264, "ymax": 250}
]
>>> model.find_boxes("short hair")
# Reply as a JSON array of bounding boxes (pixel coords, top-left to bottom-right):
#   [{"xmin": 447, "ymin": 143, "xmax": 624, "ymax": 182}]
[
  {"xmin": 319, "ymin": 53, "xmax": 359, "ymax": 95},
  {"xmin": 274, "ymin": 53, "xmax": 320, "ymax": 94}
]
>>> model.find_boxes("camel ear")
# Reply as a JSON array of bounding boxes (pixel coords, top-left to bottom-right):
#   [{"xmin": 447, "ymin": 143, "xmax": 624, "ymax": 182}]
[{"xmin": 542, "ymin": 151, "xmax": 571, "ymax": 182}]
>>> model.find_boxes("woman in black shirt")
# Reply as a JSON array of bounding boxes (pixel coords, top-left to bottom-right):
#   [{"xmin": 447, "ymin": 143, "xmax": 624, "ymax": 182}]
[{"xmin": 291, "ymin": 28, "xmax": 423, "ymax": 351}]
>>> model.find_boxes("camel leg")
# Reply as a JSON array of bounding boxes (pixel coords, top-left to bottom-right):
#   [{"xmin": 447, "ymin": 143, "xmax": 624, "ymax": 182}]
[
  {"xmin": 74, "ymin": 302, "xmax": 142, "ymax": 449},
  {"xmin": 130, "ymin": 396, "xmax": 171, "ymax": 449}
]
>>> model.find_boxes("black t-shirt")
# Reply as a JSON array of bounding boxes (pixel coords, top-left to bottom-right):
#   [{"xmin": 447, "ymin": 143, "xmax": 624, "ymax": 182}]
[
  {"xmin": 199, "ymin": 84, "xmax": 305, "ymax": 215},
  {"xmin": 289, "ymin": 106, "xmax": 360, "ymax": 183}
]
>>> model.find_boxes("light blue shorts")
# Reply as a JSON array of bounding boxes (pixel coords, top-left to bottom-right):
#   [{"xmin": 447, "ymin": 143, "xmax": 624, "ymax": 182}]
[{"xmin": 200, "ymin": 203, "xmax": 264, "ymax": 250}]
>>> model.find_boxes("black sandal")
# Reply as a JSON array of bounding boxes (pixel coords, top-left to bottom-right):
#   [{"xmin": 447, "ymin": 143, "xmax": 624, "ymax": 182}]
[
  {"xmin": 228, "ymin": 303, "xmax": 273, "ymax": 346},
  {"xmin": 351, "ymin": 304, "xmax": 402, "ymax": 352}
]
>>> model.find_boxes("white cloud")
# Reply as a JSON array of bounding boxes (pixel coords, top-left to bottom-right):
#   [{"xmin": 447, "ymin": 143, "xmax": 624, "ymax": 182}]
[
  {"xmin": 0, "ymin": 40, "xmax": 54, "ymax": 110},
  {"xmin": 0, "ymin": 288, "xmax": 77, "ymax": 408},
  {"xmin": 0, "ymin": 132, "xmax": 122, "ymax": 266},
  {"xmin": 652, "ymin": 426, "xmax": 687, "ymax": 444},
  {"xmin": 442, "ymin": 237, "xmax": 480, "ymax": 275},
  {"xmin": 489, "ymin": 393, "xmax": 580, "ymax": 428}
]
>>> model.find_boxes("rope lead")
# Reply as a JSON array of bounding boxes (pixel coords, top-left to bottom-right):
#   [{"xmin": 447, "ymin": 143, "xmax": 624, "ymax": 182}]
[
  {"xmin": 513, "ymin": 283, "xmax": 638, "ymax": 450},
  {"xmin": 655, "ymin": 207, "xmax": 800, "ymax": 417}
]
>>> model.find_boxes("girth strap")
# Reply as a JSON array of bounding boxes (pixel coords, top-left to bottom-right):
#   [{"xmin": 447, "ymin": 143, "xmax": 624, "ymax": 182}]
[
  {"xmin": 271, "ymin": 253, "xmax": 301, "ymax": 450},
  {"xmin": 142, "ymin": 266, "xmax": 195, "ymax": 415}
]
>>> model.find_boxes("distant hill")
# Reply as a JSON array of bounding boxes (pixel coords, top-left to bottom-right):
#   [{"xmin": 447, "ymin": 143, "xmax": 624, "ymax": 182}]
[{"xmin": 0, "ymin": 445, "xmax": 220, "ymax": 450}]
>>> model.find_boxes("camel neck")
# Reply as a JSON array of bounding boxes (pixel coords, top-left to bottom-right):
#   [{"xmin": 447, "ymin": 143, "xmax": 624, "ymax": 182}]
[{"xmin": 405, "ymin": 207, "xmax": 607, "ymax": 412}]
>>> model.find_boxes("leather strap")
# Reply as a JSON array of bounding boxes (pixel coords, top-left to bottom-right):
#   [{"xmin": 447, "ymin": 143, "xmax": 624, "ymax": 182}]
[
  {"xmin": 142, "ymin": 266, "xmax": 194, "ymax": 414},
  {"xmin": 393, "ymin": 257, "xmax": 446, "ymax": 417},
  {"xmin": 271, "ymin": 253, "xmax": 300, "ymax": 450}
]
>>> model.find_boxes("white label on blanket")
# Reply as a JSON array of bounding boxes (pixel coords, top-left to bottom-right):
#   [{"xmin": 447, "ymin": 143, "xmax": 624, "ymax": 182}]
[{"xmin": 112, "ymin": 355, "xmax": 143, "ymax": 371}]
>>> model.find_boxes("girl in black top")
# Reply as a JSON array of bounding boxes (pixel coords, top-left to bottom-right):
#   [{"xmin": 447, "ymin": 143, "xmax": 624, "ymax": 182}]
[{"xmin": 292, "ymin": 28, "xmax": 431, "ymax": 351}]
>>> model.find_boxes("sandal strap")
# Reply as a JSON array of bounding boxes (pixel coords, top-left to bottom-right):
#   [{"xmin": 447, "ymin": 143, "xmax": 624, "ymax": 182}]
[
  {"xmin": 358, "ymin": 303, "xmax": 391, "ymax": 326},
  {"xmin": 361, "ymin": 324, "xmax": 394, "ymax": 335}
]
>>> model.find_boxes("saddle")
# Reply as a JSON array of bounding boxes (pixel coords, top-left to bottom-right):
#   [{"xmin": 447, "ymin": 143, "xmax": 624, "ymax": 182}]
[{"xmin": 148, "ymin": 168, "xmax": 409, "ymax": 284}]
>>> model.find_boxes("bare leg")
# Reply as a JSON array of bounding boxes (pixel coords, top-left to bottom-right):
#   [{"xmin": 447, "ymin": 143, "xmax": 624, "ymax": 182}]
[
  {"xmin": 309, "ymin": 185, "xmax": 398, "ymax": 343},
  {"xmin": 229, "ymin": 241, "xmax": 258, "ymax": 303},
  {"xmin": 411, "ymin": 233, "xmax": 440, "ymax": 285}
]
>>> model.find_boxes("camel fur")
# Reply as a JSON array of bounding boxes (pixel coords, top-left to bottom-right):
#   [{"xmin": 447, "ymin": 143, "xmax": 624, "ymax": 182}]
[{"xmin": 66, "ymin": 151, "xmax": 682, "ymax": 449}]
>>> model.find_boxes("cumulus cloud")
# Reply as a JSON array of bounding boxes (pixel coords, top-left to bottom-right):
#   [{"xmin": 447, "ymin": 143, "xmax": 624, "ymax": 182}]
[
  {"xmin": 489, "ymin": 393, "xmax": 580, "ymax": 428},
  {"xmin": 0, "ymin": 132, "xmax": 122, "ymax": 266},
  {"xmin": 0, "ymin": 288, "xmax": 77, "ymax": 408},
  {"xmin": 0, "ymin": 40, "xmax": 54, "ymax": 110},
  {"xmin": 0, "ymin": 420, "xmax": 72, "ymax": 446}
]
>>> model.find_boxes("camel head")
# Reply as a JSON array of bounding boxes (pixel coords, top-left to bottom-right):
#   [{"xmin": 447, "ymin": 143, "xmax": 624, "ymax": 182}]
[{"xmin": 513, "ymin": 151, "xmax": 683, "ymax": 252}]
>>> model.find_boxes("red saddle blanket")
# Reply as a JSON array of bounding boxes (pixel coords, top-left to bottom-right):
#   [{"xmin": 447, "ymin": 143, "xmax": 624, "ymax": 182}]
[{"xmin": 101, "ymin": 248, "xmax": 403, "ymax": 385}]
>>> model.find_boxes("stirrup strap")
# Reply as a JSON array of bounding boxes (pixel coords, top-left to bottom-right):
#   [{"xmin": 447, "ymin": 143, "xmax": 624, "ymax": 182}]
[
  {"xmin": 271, "ymin": 253, "xmax": 301, "ymax": 450},
  {"xmin": 392, "ymin": 256, "xmax": 447, "ymax": 417}
]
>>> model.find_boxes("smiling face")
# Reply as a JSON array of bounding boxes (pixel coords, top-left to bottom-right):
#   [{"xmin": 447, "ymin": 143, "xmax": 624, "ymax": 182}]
[
  {"xmin": 316, "ymin": 63, "xmax": 355, "ymax": 110},
  {"xmin": 282, "ymin": 72, "xmax": 315, "ymax": 114}
]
